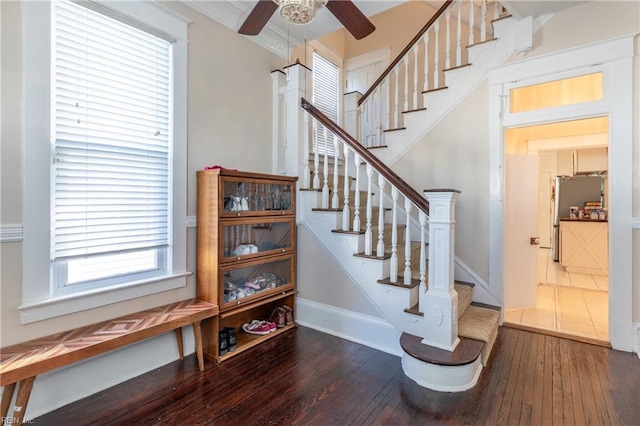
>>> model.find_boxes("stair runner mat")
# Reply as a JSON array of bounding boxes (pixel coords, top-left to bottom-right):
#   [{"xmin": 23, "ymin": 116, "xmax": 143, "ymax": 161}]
[{"xmin": 458, "ymin": 305, "xmax": 500, "ymax": 366}]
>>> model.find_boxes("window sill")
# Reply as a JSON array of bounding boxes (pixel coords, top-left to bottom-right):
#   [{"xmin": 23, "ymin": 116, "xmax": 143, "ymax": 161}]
[{"xmin": 18, "ymin": 272, "xmax": 191, "ymax": 324}]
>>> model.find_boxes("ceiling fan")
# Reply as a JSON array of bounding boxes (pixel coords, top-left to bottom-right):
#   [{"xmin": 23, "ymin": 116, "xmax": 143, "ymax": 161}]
[{"xmin": 238, "ymin": 0, "xmax": 376, "ymax": 40}]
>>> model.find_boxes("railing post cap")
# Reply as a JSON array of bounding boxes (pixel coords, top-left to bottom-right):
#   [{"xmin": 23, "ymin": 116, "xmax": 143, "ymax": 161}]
[{"xmin": 423, "ymin": 188, "xmax": 461, "ymax": 194}]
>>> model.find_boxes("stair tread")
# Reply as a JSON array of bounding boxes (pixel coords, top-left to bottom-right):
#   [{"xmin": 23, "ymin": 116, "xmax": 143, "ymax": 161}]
[
  {"xmin": 378, "ymin": 277, "xmax": 420, "ymax": 289},
  {"xmin": 354, "ymin": 252, "xmax": 391, "ymax": 260},
  {"xmin": 458, "ymin": 305, "xmax": 500, "ymax": 366},
  {"xmin": 400, "ymin": 332, "xmax": 483, "ymax": 366}
]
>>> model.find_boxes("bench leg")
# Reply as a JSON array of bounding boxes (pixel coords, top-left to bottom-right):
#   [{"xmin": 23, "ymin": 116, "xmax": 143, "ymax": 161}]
[
  {"xmin": 174, "ymin": 328, "xmax": 184, "ymax": 360},
  {"xmin": 192, "ymin": 320, "xmax": 204, "ymax": 371},
  {"xmin": 1, "ymin": 383, "xmax": 16, "ymax": 421},
  {"xmin": 10, "ymin": 376, "xmax": 35, "ymax": 425}
]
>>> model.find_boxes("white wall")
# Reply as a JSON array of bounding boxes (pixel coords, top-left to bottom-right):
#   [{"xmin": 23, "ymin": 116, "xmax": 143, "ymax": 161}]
[{"xmin": 0, "ymin": 0, "xmax": 283, "ymax": 418}]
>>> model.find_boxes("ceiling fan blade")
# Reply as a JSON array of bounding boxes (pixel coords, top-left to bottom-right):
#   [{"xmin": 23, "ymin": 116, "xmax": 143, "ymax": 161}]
[
  {"xmin": 238, "ymin": 0, "xmax": 278, "ymax": 36},
  {"xmin": 325, "ymin": 0, "xmax": 376, "ymax": 40}
]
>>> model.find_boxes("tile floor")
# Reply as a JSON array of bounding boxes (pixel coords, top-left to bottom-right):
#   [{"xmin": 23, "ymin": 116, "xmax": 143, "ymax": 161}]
[{"xmin": 504, "ymin": 248, "xmax": 608, "ymax": 342}]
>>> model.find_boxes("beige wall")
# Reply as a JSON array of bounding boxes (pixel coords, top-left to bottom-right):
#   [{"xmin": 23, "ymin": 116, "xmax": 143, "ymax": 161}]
[
  {"xmin": 394, "ymin": 80, "xmax": 491, "ymax": 282},
  {"xmin": 0, "ymin": 1, "xmax": 283, "ymax": 346}
]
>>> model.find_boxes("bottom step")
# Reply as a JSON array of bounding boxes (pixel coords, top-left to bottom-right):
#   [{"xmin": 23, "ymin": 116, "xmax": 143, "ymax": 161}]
[{"xmin": 400, "ymin": 305, "xmax": 500, "ymax": 392}]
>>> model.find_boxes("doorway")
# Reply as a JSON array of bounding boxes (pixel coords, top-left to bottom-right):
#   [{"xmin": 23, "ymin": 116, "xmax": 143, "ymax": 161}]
[
  {"xmin": 502, "ymin": 118, "xmax": 610, "ymax": 344},
  {"xmin": 488, "ymin": 36, "xmax": 635, "ymax": 352}
]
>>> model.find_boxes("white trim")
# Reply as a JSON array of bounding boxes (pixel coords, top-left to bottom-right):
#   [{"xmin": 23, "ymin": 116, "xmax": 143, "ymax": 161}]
[
  {"xmin": 635, "ymin": 323, "xmax": 640, "ymax": 359},
  {"xmin": 186, "ymin": 215, "xmax": 196, "ymax": 228},
  {"xmin": 21, "ymin": 0, "xmax": 189, "ymax": 322},
  {"xmin": 186, "ymin": 1, "xmax": 292, "ymax": 59},
  {"xmin": 19, "ymin": 273, "xmax": 190, "ymax": 324},
  {"xmin": 0, "ymin": 224, "xmax": 23, "ymax": 243},
  {"xmin": 401, "ymin": 351, "xmax": 483, "ymax": 392},
  {"xmin": 633, "ymin": 217, "xmax": 640, "ymax": 229},
  {"xmin": 489, "ymin": 35, "xmax": 637, "ymax": 352},
  {"xmin": 296, "ymin": 297, "xmax": 402, "ymax": 357}
]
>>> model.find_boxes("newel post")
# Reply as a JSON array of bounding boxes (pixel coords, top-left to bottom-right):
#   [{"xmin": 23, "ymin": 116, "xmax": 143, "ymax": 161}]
[
  {"xmin": 280, "ymin": 60, "xmax": 311, "ymax": 178},
  {"xmin": 421, "ymin": 189, "xmax": 461, "ymax": 352}
]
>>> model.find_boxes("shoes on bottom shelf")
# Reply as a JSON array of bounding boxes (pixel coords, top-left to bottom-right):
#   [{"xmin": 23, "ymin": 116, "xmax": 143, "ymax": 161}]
[
  {"xmin": 241, "ymin": 305, "xmax": 295, "ymax": 336},
  {"xmin": 218, "ymin": 327, "xmax": 237, "ymax": 356}
]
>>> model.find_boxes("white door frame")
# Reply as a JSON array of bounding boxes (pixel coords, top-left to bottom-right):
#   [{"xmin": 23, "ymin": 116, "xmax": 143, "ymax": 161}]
[{"xmin": 488, "ymin": 36, "xmax": 635, "ymax": 351}]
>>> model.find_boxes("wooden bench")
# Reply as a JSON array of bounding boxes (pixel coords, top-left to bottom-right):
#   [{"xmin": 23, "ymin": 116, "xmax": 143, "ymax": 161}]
[{"xmin": 0, "ymin": 299, "xmax": 218, "ymax": 425}]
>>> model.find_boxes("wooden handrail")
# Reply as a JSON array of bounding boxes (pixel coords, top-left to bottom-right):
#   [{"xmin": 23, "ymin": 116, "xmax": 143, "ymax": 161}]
[
  {"xmin": 357, "ymin": 0, "xmax": 454, "ymax": 107},
  {"xmin": 301, "ymin": 98, "xmax": 429, "ymax": 215}
]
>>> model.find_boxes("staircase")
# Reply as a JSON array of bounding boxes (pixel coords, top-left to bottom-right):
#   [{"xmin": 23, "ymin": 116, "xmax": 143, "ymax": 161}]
[{"xmin": 272, "ymin": 0, "xmax": 541, "ymax": 391}]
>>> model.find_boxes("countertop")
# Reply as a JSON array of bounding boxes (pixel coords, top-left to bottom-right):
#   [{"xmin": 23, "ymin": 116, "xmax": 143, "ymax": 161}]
[{"xmin": 559, "ymin": 217, "xmax": 608, "ymax": 223}]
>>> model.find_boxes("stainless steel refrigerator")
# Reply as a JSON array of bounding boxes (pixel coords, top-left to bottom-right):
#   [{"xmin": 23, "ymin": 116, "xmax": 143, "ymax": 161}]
[{"xmin": 552, "ymin": 175, "xmax": 604, "ymax": 261}]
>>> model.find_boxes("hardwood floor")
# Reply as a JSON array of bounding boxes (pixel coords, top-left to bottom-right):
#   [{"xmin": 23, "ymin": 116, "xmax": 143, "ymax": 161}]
[{"xmin": 35, "ymin": 326, "xmax": 640, "ymax": 425}]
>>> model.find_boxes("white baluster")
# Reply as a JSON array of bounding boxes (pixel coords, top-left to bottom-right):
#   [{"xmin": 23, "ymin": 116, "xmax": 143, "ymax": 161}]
[
  {"xmin": 377, "ymin": 174, "xmax": 386, "ymax": 257},
  {"xmin": 364, "ymin": 163, "xmax": 373, "ymax": 256},
  {"xmin": 394, "ymin": 68, "xmax": 399, "ymax": 128},
  {"xmin": 456, "ymin": 0, "xmax": 462, "ymax": 67},
  {"xmin": 384, "ymin": 78, "xmax": 390, "ymax": 131},
  {"xmin": 494, "ymin": 0, "xmax": 500, "ymax": 20},
  {"xmin": 369, "ymin": 90, "xmax": 375, "ymax": 146},
  {"xmin": 445, "ymin": 8, "xmax": 451, "ymax": 70},
  {"xmin": 322, "ymin": 127, "xmax": 329, "ymax": 209},
  {"xmin": 390, "ymin": 186, "xmax": 399, "ymax": 282},
  {"xmin": 342, "ymin": 142, "xmax": 350, "ymax": 231},
  {"xmin": 353, "ymin": 153, "xmax": 361, "ymax": 231},
  {"xmin": 419, "ymin": 210, "xmax": 427, "ymax": 289},
  {"xmin": 332, "ymin": 135, "xmax": 339, "ymax": 209},
  {"xmin": 423, "ymin": 31, "xmax": 430, "ymax": 92},
  {"xmin": 313, "ymin": 120, "xmax": 320, "ymax": 189},
  {"xmin": 434, "ymin": 20, "xmax": 440, "ymax": 88},
  {"xmin": 481, "ymin": 0, "xmax": 487, "ymax": 42},
  {"xmin": 403, "ymin": 57, "xmax": 409, "ymax": 112},
  {"xmin": 302, "ymin": 113, "xmax": 310, "ymax": 188},
  {"xmin": 404, "ymin": 197, "xmax": 412, "ymax": 285},
  {"xmin": 412, "ymin": 45, "xmax": 419, "ymax": 109},
  {"xmin": 468, "ymin": 0, "xmax": 475, "ymax": 46},
  {"xmin": 378, "ymin": 85, "xmax": 384, "ymax": 145}
]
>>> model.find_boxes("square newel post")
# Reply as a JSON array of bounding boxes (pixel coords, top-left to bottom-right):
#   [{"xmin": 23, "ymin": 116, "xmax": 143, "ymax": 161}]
[
  {"xmin": 281, "ymin": 60, "xmax": 311, "ymax": 178},
  {"xmin": 421, "ymin": 189, "xmax": 461, "ymax": 352},
  {"xmin": 271, "ymin": 69, "xmax": 287, "ymax": 174},
  {"xmin": 343, "ymin": 91, "xmax": 362, "ymax": 142}
]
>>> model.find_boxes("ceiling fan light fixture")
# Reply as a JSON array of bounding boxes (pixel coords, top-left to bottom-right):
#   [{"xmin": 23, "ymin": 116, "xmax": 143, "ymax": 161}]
[{"xmin": 273, "ymin": 0, "xmax": 327, "ymax": 25}]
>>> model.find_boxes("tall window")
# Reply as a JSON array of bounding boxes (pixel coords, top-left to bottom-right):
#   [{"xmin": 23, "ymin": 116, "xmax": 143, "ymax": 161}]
[
  {"xmin": 51, "ymin": 1, "xmax": 173, "ymax": 292},
  {"xmin": 312, "ymin": 51, "xmax": 340, "ymax": 156}
]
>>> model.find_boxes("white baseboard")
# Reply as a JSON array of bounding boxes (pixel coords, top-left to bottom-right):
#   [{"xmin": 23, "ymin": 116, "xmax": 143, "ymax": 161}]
[
  {"xmin": 635, "ymin": 322, "xmax": 640, "ymax": 359},
  {"xmin": 296, "ymin": 297, "xmax": 402, "ymax": 357},
  {"xmin": 3, "ymin": 327, "xmax": 195, "ymax": 421}
]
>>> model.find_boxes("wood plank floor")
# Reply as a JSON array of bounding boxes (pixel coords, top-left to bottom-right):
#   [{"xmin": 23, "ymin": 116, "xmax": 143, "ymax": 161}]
[{"xmin": 35, "ymin": 326, "xmax": 640, "ymax": 425}]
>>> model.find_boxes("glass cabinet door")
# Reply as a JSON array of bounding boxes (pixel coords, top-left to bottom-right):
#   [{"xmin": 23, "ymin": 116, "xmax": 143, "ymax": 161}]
[
  {"xmin": 220, "ymin": 217, "xmax": 294, "ymax": 263},
  {"xmin": 221, "ymin": 177, "xmax": 294, "ymax": 217},
  {"xmin": 219, "ymin": 255, "xmax": 294, "ymax": 311}
]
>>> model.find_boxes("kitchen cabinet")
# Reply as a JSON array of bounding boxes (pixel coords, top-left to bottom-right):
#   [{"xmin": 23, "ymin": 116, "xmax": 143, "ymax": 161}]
[
  {"xmin": 576, "ymin": 147, "xmax": 607, "ymax": 173},
  {"xmin": 559, "ymin": 219, "xmax": 608, "ymax": 275}
]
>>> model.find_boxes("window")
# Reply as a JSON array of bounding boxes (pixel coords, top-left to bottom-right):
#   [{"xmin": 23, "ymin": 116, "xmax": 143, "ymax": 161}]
[
  {"xmin": 51, "ymin": 0, "xmax": 171, "ymax": 293},
  {"xmin": 21, "ymin": 0, "xmax": 189, "ymax": 323},
  {"xmin": 312, "ymin": 51, "xmax": 340, "ymax": 156}
]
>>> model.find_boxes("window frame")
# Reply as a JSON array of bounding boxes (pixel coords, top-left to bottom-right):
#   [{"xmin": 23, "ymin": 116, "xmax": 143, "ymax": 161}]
[{"xmin": 20, "ymin": 0, "xmax": 190, "ymax": 324}]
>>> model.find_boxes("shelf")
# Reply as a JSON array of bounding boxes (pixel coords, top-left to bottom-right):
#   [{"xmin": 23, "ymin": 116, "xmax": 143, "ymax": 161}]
[
  {"xmin": 220, "ymin": 290, "xmax": 295, "ymax": 319},
  {"xmin": 216, "ymin": 323, "xmax": 296, "ymax": 363}
]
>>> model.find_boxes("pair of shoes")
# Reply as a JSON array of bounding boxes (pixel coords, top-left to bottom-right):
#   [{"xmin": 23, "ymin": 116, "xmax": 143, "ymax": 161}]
[
  {"xmin": 282, "ymin": 305, "xmax": 294, "ymax": 326},
  {"xmin": 269, "ymin": 307, "xmax": 286, "ymax": 328},
  {"xmin": 219, "ymin": 327, "xmax": 237, "ymax": 356},
  {"xmin": 242, "ymin": 320, "xmax": 275, "ymax": 335}
]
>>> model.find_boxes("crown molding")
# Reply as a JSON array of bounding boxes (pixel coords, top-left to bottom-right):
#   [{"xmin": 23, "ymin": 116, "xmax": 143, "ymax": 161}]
[{"xmin": 183, "ymin": 1, "xmax": 300, "ymax": 60}]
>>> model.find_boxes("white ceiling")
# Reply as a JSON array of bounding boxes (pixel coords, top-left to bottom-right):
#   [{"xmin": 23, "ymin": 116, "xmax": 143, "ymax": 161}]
[
  {"xmin": 184, "ymin": 0, "xmax": 405, "ymax": 58},
  {"xmin": 183, "ymin": 0, "xmax": 592, "ymax": 59}
]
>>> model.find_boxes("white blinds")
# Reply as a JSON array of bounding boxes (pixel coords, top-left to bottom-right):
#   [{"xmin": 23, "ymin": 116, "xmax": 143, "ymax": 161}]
[
  {"xmin": 52, "ymin": 0, "xmax": 172, "ymax": 261},
  {"xmin": 312, "ymin": 51, "xmax": 340, "ymax": 156}
]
